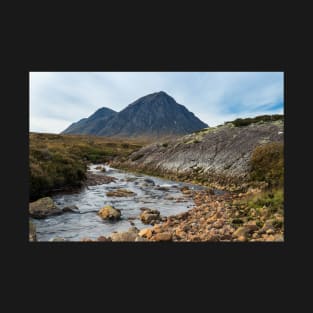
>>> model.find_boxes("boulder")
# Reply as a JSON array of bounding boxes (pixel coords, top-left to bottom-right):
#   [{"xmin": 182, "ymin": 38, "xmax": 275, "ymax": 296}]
[
  {"xmin": 152, "ymin": 232, "xmax": 172, "ymax": 241},
  {"xmin": 212, "ymin": 220, "xmax": 224, "ymax": 229},
  {"xmin": 243, "ymin": 220, "xmax": 258, "ymax": 231},
  {"xmin": 259, "ymin": 219, "xmax": 275, "ymax": 234},
  {"xmin": 143, "ymin": 178, "xmax": 155, "ymax": 186},
  {"xmin": 180, "ymin": 186, "xmax": 193, "ymax": 195},
  {"xmin": 140, "ymin": 209, "xmax": 161, "ymax": 224},
  {"xmin": 98, "ymin": 205, "xmax": 121, "ymax": 220},
  {"xmin": 135, "ymin": 236, "xmax": 148, "ymax": 242},
  {"xmin": 110, "ymin": 227, "xmax": 139, "ymax": 241},
  {"xmin": 29, "ymin": 220, "xmax": 37, "ymax": 241},
  {"xmin": 106, "ymin": 188, "xmax": 137, "ymax": 197},
  {"xmin": 29, "ymin": 197, "xmax": 63, "ymax": 219},
  {"xmin": 62, "ymin": 205, "xmax": 80, "ymax": 213},
  {"xmin": 233, "ymin": 225, "xmax": 256, "ymax": 238},
  {"xmin": 156, "ymin": 185, "xmax": 170, "ymax": 191},
  {"xmin": 97, "ymin": 236, "xmax": 112, "ymax": 241},
  {"xmin": 138, "ymin": 228, "xmax": 153, "ymax": 239}
]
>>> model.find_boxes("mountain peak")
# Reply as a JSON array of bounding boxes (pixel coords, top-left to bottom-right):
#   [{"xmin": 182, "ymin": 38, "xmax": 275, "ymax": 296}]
[
  {"xmin": 89, "ymin": 107, "xmax": 116, "ymax": 118},
  {"xmin": 62, "ymin": 92, "xmax": 208, "ymax": 138},
  {"xmin": 155, "ymin": 91, "xmax": 169, "ymax": 96}
]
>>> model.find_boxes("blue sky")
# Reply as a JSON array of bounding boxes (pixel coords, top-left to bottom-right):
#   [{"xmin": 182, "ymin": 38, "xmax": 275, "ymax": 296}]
[{"xmin": 30, "ymin": 72, "xmax": 284, "ymax": 133}]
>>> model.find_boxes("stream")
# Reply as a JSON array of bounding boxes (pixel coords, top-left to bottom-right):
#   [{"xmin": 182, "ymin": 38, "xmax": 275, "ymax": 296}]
[{"xmin": 32, "ymin": 164, "xmax": 206, "ymax": 241}]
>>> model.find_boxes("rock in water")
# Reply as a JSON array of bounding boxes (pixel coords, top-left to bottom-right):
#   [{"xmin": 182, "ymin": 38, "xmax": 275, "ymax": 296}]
[
  {"xmin": 140, "ymin": 209, "xmax": 161, "ymax": 224},
  {"xmin": 106, "ymin": 188, "xmax": 136, "ymax": 197},
  {"xmin": 29, "ymin": 197, "xmax": 63, "ymax": 219},
  {"xmin": 62, "ymin": 205, "xmax": 80, "ymax": 213},
  {"xmin": 98, "ymin": 205, "xmax": 121, "ymax": 220},
  {"xmin": 143, "ymin": 178, "xmax": 155, "ymax": 186}
]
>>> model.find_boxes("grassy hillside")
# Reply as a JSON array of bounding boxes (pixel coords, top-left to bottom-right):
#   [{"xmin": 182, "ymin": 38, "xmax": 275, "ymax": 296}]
[{"xmin": 29, "ymin": 132, "xmax": 143, "ymax": 200}]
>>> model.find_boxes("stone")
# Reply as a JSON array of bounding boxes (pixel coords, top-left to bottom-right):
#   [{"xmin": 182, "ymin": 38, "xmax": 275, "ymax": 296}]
[
  {"xmin": 212, "ymin": 220, "xmax": 224, "ymax": 229},
  {"xmin": 138, "ymin": 228, "xmax": 153, "ymax": 239},
  {"xmin": 152, "ymin": 232, "xmax": 172, "ymax": 241},
  {"xmin": 265, "ymin": 235, "xmax": 276, "ymax": 242},
  {"xmin": 175, "ymin": 229, "xmax": 186, "ymax": 239},
  {"xmin": 29, "ymin": 197, "xmax": 63, "ymax": 219},
  {"xmin": 259, "ymin": 219, "xmax": 275, "ymax": 234},
  {"xmin": 135, "ymin": 236, "xmax": 148, "ymax": 242},
  {"xmin": 140, "ymin": 209, "xmax": 161, "ymax": 224},
  {"xmin": 106, "ymin": 188, "xmax": 136, "ymax": 197},
  {"xmin": 237, "ymin": 236, "xmax": 247, "ymax": 242},
  {"xmin": 233, "ymin": 226, "xmax": 255, "ymax": 238},
  {"xmin": 181, "ymin": 186, "xmax": 193, "ymax": 195},
  {"xmin": 156, "ymin": 186, "xmax": 170, "ymax": 191},
  {"xmin": 86, "ymin": 173, "xmax": 116, "ymax": 186},
  {"xmin": 62, "ymin": 205, "xmax": 80, "ymax": 213},
  {"xmin": 97, "ymin": 236, "xmax": 112, "ymax": 241},
  {"xmin": 110, "ymin": 227, "xmax": 139, "ymax": 241},
  {"xmin": 243, "ymin": 220, "xmax": 258, "ymax": 231},
  {"xmin": 143, "ymin": 178, "xmax": 155, "ymax": 186},
  {"xmin": 252, "ymin": 232, "xmax": 259, "ymax": 239},
  {"xmin": 98, "ymin": 205, "xmax": 121, "ymax": 220}
]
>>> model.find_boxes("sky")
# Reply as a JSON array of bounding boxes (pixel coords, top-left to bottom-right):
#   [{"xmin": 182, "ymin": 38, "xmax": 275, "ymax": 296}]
[{"xmin": 30, "ymin": 72, "xmax": 284, "ymax": 133}]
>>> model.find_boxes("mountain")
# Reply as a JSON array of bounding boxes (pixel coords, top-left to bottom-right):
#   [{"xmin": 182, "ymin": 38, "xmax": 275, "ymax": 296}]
[
  {"xmin": 61, "ymin": 91, "xmax": 208, "ymax": 137},
  {"xmin": 62, "ymin": 107, "xmax": 117, "ymax": 135}
]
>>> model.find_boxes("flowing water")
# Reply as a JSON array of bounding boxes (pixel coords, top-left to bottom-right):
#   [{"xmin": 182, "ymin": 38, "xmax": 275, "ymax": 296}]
[{"xmin": 32, "ymin": 164, "xmax": 206, "ymax": 241}]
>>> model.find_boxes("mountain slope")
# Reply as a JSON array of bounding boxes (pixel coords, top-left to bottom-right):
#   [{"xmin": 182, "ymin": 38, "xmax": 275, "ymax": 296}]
[
  {"xmin": 61, "ymin": 91, "xmax": 208, "ymax": 138},
  {"xmin": 97, "ymin": 91, "xmax": 208, "ymax": 137},
  {"xmin": 62, "ymin": 107, "xmax": 117, "ymax": 135},
  {"xmin": 112, "ymin": 117, "xmax": 284, "ymax": 188}
]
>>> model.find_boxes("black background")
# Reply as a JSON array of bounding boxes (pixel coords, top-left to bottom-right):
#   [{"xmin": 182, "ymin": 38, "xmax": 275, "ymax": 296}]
[{"xmin": 2, "ymin": 2, "xmax": 310, "ymax": 310}]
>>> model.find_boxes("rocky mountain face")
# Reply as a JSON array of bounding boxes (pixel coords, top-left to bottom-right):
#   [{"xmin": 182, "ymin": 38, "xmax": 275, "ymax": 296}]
[
  {"xmin": 112, "ymin": 119, "xmax": 284, "ymax": 187},
  {"xmin": 62, "ymin": 107, "xmax": 117, "ymax": 135},
  {"xmin": 61, "ymin": 91, "xmax": 208, "ymax": 138}
]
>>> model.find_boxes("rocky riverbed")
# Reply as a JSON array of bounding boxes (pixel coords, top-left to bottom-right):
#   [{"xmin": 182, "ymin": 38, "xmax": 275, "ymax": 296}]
[
  {"xmin": 30, "ymin": 164, "xmax": 207, "ymax": 241},
  {"xmin": 29, "ymin": 164, "xmax": 284, "ymax": 242},
  {"xmin": 56, "ymin": 187, "xmax": 283, "ymax": 242}
]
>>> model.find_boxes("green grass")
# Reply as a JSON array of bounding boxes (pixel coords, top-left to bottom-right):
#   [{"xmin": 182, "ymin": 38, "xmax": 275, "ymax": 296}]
[
  {"xmin": 245, "ymin": 188, "xmax": 284, "ymax": 213},
  {"xmin": 29, "ymin": 133, "xmax": 143, "ymax": 201},
  {"xmin": 228, "ymin": 114, "xmax": 283, "ymax": 127},
  {"xmin": 250, "ymin": 142, "xmax": 284, "ymax": 188}
]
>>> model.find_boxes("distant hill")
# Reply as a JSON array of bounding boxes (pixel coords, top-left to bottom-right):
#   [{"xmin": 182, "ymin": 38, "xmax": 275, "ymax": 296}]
[{"xmin": 61, "ymin": 91, "xmax": 208, "ymax": 138}]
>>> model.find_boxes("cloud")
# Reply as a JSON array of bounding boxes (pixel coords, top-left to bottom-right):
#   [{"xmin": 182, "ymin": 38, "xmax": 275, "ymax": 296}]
[{"xmin": 29, "ymin": 72, "xmax": 284, "ymax": 133}]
